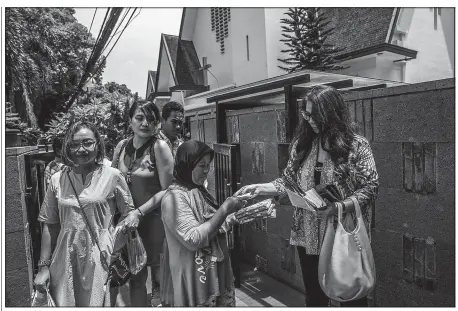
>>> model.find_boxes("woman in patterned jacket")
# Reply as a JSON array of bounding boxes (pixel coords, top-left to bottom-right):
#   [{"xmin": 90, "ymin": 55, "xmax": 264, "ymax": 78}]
[{"xmin": 235, "ymin": 85, "xmax": 379, "ymax": 307}]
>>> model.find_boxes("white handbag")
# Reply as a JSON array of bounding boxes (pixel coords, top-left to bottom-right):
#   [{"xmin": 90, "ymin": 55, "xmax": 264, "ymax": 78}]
[{"xmin": 318, "ymin": 196, "xmax": 376, "ymax": 302}]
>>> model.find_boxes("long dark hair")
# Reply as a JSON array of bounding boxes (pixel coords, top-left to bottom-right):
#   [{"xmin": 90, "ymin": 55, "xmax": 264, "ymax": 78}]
[
  {"xmin": 62, "ymin": 121, "xmax": 106, "ymax": 167},
  {"xmin": 289, "ymin": 86, "xmax": 355, "ymax": 174}
]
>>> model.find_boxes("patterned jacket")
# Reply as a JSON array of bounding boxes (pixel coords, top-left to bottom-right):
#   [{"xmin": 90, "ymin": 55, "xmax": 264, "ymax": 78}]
[{"xmin": 272, "ymin": 134, "xmax": 379, "ymax": 254}]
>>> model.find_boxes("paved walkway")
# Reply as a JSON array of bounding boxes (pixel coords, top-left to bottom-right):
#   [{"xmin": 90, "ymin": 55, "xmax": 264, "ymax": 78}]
[{"xmin": 115, "ymin": 263, "xmax": 305, "ymax": 307}]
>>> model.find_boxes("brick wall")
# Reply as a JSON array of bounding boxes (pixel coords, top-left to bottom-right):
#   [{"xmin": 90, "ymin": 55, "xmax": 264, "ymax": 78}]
[{"xmin": 188, "ymin": 78, "xmax": 455, "ymax": 306}]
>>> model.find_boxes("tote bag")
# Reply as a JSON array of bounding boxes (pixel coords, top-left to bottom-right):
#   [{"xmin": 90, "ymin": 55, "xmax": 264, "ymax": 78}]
[{"xmin": 318, "ymin": 196, "xmax": 376, "ymax": 302}]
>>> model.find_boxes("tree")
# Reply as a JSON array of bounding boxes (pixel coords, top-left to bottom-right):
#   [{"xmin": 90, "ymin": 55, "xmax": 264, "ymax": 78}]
[
  {"xmin": 44, "ymin": 82, "xmax": 135, "ymax": 158},
  {"xmin": 277, "ymin": 8, "xmax": 346, "ymax": 73},
  {"xmin": 5, "ymin": 8, "xmax": 103, "ymax": 130}
]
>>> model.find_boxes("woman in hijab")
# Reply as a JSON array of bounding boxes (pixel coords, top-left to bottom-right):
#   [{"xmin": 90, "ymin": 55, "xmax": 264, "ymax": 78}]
[{"xmin": 160, "ymin": 140, "xmax": 246, "ymax": 307}]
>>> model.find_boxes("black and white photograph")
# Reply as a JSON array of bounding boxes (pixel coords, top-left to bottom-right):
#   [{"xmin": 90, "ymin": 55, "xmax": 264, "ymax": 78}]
[{"xmin": 2, "ymin": 4, "xmax": 455, "ymax": 308}]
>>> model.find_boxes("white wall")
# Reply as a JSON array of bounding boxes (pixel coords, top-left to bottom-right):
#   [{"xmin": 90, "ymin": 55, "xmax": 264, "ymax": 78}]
[
  {"xmin": 191, "ymin": 8, "xmax": 234, "ymax": 90},
  {"xmin": 439, "ymin": 8, "xmax": 455, "ymax": 72},
  {"xmin": 338, "ymin": 57, "xmax": 377, "ymax": 78},
  {"xmin": 264, "ymin": 8, "xmax": 289, "ymax": 78},
  {"xmin": 230, "ymin": 8, "xmax": 269, "ymax": 86},
  {"xmin": 401, "ymin": 8, "xmax": 454, "ymax": 82},
  {"xmin": 337, "ymin": 54, "xmax": 405, "ymax": 82}
]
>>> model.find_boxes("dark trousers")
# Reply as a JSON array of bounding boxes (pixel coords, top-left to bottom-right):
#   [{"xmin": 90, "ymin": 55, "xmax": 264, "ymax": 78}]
[{"xmin": 297, "ymin": 246, "xmax": 368, "ymax": 307}]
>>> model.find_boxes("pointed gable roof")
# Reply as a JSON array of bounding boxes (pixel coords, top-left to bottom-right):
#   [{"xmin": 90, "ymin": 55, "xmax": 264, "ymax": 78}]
[
  {"xmin": 146, "ymin": 70, "xmax": 156, "ymax": 99},
  {"xmin": 162, "ymin": 34, "xmax": 205, "ymax": 86}
]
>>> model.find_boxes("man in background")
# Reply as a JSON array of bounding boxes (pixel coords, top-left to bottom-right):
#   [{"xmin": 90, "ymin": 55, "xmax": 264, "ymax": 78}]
[{"xmin": 157, "ymin": 101, "xmax": 184, "ymax": 157}]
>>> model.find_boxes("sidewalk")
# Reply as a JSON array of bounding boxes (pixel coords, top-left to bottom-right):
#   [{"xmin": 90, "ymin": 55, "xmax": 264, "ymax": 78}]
[{"xmin": 115, "ymin": 263, "xmax": 305, "ymax": 307}]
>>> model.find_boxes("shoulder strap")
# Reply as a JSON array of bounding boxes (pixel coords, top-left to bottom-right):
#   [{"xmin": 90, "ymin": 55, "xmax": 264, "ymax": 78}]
[
  {"xmin": 113, "ymin": 138, "xmax": 130, "ymax": 168},
  {"xmin": 66, "ymin": 171, "xmax": 110, "ymax": 270},
  {"xmin": 148, "ymin": 135, "xmax": 158, "ymax": 166}
]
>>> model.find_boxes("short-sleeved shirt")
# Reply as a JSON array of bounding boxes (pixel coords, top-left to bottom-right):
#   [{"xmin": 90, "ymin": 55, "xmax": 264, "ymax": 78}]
[
  {"xmin": 38, "ymin": 165, "xmax": 134, "ymax": 306},
  {"xmin": 158, "ymin": 130, "xmax": 183, "ymax": 158}
]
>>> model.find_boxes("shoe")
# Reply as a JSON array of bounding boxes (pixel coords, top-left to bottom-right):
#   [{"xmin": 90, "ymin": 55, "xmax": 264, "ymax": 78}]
[{"xmin": 151, "ymin": 285, "xmax": 161, "ymax": 307}]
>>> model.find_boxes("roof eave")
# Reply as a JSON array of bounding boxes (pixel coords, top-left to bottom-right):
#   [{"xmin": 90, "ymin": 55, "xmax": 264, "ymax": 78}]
[
  {"xmin": 178, "ymin": 8, "xmax": 186, "ymax": 39},
  {"xmin": 170, "ymin": 84, "xmax": 209, "ymax": 92},
  {"xmin": 154, "ymin": 35, "xmax": 165, "ymax": 94},
  {"xmin": 335, "ymin": 43, "xmax": 418, "ymax": 61}
]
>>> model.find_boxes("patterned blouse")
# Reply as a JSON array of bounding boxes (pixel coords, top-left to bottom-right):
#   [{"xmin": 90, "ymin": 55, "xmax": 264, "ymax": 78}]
[{"xmin": 272, "ymin": 134, "xmax": 379, "ymax": 255}]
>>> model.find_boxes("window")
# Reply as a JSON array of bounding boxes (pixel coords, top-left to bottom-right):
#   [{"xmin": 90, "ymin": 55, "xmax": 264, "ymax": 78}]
[
  {"xmin": 210, "ymin": 8, "xmax": 231, "ymax": 54},
  {"xmin": 246, "ymin": 35, "xmax": 250, "ymax": 61},
  {"xmin": 434, "ymin": 8, "xmax": 437, "ymax": 30}
]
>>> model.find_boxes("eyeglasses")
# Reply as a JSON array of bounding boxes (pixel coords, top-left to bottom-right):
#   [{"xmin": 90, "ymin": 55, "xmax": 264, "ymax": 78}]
[
  {"xmin": 300, "ymin": 109, "xmax": 313, "ymax": 122},
  {"xmin": 68, "ymin": 139, "xmax": 97, "ymax": 151}
]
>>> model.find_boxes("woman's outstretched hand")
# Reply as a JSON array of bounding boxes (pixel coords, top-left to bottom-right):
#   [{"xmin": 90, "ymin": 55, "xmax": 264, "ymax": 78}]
[
  {"xmin": 222, "ymin": 196, "xmax": 247, "ymax": 215},
  {"xmin": 234, "ymin": 183, "xmax": 279, "ymax": 198},
  {"xmin": 120, "ymin": 209, "xmax": 142, "ymax": 232},
  {"xmin": 233, "ymin": 184, "xmax": 261, "ymax": 198}
]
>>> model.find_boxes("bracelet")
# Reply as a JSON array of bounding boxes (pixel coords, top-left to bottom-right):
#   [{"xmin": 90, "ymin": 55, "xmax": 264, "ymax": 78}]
[
  {"xmin": 136, "ymin": 208, "xmax": 145, "ymax": 217},
  {"xmin": 38, "ymin": 259, "xmax": 51, "ymax": 267}
]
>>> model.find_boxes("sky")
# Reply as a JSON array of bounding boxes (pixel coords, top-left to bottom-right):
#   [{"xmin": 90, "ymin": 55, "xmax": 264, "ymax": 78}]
[{"xmin": 74, "ymin": 8, "xmax": 183, "ymax": 98}]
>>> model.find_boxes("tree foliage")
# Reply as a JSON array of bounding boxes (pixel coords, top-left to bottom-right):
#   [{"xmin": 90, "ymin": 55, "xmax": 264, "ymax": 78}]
[
  {"xmin": 44, "ymin": 82, "xmax": 135, "ymax": 158},
  {"xmin": 5, "ymin": 8, "xmax": 104, "ymax": 129},
  {"xmin": 277, "ymin": 8, "xmax": 346, "ymax": 73}
]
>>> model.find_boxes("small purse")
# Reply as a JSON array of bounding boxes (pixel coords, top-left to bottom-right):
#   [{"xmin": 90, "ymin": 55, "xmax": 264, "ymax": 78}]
[
  {"xmin": 318, "ymin": 196, "xmax": 376, "ymax": 302},
  {"xmin": 31, "ymin": 287, "xmax": 56, "ymax": 307}
]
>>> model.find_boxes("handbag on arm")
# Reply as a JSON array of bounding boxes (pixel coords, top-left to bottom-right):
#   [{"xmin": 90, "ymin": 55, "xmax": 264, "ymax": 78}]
[{"xmin": 318, "ymin": 196, "xmax": 376, "ymax": 302}]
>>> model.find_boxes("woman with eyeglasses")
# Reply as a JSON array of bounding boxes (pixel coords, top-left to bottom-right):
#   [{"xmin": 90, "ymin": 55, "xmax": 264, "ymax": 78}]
[
  {"xmin": 235, "ymin": 86, "xmax": 379, "ymax": 307},
  {"xmin": 33, "ymin": 121, "xmax": 139, "ymax": 306},
  {"xmin": 111, "ymin": 100, "xmax": 174, "ymax": 306}
]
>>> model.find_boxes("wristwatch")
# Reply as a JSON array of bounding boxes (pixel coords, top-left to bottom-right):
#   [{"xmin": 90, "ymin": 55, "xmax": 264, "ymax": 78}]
[{"xmin": 38, "ymin": 259, "xmax": 51, "ymax": 267}]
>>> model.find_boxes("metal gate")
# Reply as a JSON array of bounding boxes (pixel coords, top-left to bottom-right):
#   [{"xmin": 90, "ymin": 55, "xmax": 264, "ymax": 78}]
[
  {"xmin": 212, "ymin": 143, "xmax": 242, "ymax": 288},
  {"xmin": 23, "ymin": 151, "xmax": 54, "ymax": 278}
]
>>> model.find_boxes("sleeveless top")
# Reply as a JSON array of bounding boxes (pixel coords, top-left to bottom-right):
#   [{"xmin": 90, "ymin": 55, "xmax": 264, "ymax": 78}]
[{"xmin": 115, "ymin": 137, "xmax": 162, "ymax": 215}]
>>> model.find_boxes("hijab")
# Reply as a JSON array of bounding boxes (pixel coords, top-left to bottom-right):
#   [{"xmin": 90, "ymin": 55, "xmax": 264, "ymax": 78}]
[{"xmin": 173, "ymin": 140, "xmax": 218, "ymax": 208}]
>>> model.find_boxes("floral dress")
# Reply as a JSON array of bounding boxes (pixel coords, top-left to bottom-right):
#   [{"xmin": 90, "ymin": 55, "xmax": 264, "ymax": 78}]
[{"xmin": 272, "ymin": 134, "xmax": 379, "ymax": 255}]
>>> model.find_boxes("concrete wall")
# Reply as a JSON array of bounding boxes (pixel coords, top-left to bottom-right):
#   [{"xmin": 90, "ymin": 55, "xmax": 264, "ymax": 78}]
[
  {"xmin": 341, "ymin": 78, "xmax": 455, "ymax": 306},
  {"xmin": 5, "ymin": 146, "xmax": 39, "ymax": 307},
  {"xmin": 188, "ymin": 78, "xmax": 455, "ymax": 306}
]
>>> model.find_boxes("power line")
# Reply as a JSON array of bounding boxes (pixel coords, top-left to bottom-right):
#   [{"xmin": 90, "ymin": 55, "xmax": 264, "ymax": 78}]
[
  {"xmin": 110, "ymin": 7, "xmax": 141, "ymax": 37},
  {"xmin": 99, "ymin": 8, "xmax": 131, "ymax": 57},
  {"xmin": 88, "ymin": 8, "xmax": 110, "ymax": 64},
  {"xmin": 88, "ymin": 8, "xmax": 97, "ymax": 34},
  {"xmin": 105, "ymin": 9, "xmax": 137, "ymax": 58},
  {"xmin": 66, "ymin": 8, "xmax": 124, "ymax": 109},
  {"xmin": 93, "ymin": 8, "xmax": 140, "ymax": 76}
]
